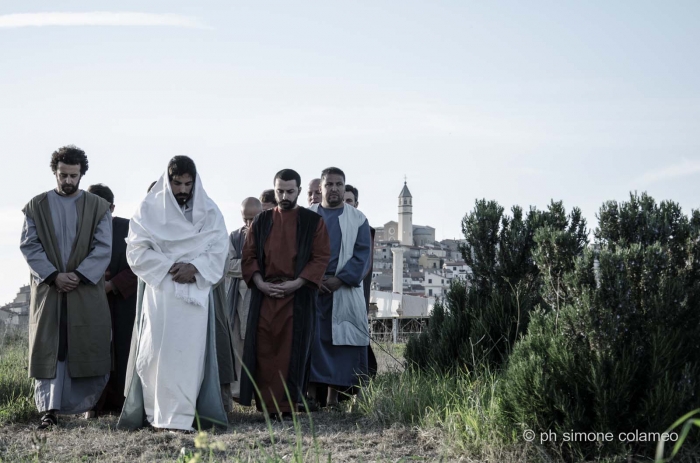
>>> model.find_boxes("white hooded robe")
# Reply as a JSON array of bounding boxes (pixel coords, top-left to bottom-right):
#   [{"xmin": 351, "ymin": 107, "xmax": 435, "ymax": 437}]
[{"xmin": 125, "ymin": 171, "xmax": 228, "ymax": 430}]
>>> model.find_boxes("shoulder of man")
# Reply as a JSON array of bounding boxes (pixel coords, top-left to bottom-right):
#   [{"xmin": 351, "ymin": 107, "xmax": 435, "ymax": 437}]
[
  {"xmin": 299, "ymin": 206, "xmax": 321, "ymax": 219},
  {"xmin": 113, "ymin": 216, "xmax": 130, "ymax": 230},
  {"xmin": 344, "ymin": 203, "xmax": 367, "ymax": 224},
  {"xmin": 83, "ymin": 191, "xmax": 112, "ymax": 218},
  {"xmin": 251, "ymin": 208, "xmax": 274, "ymax": 229},
  {"xmin": 22, "ymin": 191, "xmax": 49, "ymax": 218},
  {"xmin": 230, "ymin": 227, "xmax": 243, "ymax": 242}
]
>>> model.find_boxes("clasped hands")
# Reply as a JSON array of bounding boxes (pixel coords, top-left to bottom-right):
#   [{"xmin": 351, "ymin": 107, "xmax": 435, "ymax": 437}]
[
  {"xmin": 55, "ymin": 272, "xmax": 79, "ymax": 293},
  {"xmin": 254, "ymin": 275, "xmax": 305, "ymax": 299},
  {"xmin": 169, "ymin": 263, "xmax": 198, "ymax": 284}
]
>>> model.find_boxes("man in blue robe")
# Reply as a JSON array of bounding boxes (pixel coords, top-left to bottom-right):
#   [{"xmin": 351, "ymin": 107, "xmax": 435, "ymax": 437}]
[{"xmin": 308, "ymin": 167, "xmax": 372, "ymax": 408}]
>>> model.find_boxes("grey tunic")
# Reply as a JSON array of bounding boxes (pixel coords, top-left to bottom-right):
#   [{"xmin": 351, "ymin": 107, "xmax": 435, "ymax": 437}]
[{"xmin": 21, "ymin": 190, "xmax": 113, "ymax": 414}]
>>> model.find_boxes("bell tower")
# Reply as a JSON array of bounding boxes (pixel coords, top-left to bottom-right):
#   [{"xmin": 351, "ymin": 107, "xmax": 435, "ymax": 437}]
[{"xmin": 398, "ymin": 179, "xmax": 413, "ymax": 246}]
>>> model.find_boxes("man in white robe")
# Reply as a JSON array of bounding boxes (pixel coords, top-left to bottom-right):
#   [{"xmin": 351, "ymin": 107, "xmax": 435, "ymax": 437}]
[{"xmin": 117, "ymin": 156, "xmax": 228, "ymax": 431}]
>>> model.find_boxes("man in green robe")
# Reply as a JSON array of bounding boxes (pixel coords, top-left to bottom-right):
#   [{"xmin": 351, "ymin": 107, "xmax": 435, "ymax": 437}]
[{"xmin": 20, "ymin": 145, "xmax": 113, "ymax": 430}]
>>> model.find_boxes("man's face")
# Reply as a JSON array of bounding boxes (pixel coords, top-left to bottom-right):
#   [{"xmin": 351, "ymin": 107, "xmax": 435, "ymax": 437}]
[
  {"xmin": 307, "ymin": 179, "xmax": 321, "ymax": 206},
  {"xmin": 241, "ymin": 205, "xmax": 262, "ymax": 229},
  {"xmin": 344, "ymin": 191, "xmax": 358, "ymax": 208},
  {"xmin": 261, "ymin": 202, "xmax": 276, "ymax": 211},
  {"xmin": 170, "ymin": 173, "xmax": 194, "ymax": 205},
  {"xmin": 322, "ymin": 174, "xmax": 345, "ymax": 208},
  {"xmin": 274, "ymin": 178, "xmax": 300, "ymax": 210},
  {"xmin": 55, "ymin": 162, "xmax": 82, "ymax": 196}
]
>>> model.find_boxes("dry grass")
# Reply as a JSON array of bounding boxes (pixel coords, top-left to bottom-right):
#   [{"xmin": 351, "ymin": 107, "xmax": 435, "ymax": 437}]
[
  {"xmin": 0, "ymin": 406, "xmax": 445, "ymax": 462},
  {"xmin": 0, "ymin": 338, "xmax": 447, "ymax": 462},
  {"xmin": 0, "ymin": 333, "xmax": 540, "ymax": 462}
]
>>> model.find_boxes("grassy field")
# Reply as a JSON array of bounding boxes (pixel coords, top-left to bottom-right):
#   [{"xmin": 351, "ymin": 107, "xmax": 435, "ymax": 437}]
[
  {"xmin": 0, "ymin": 326, "xmax": 35, "ymax": 427},
  {"xmin": 2, "ymin": 324, "xmax": 679, "ymax": 462},
  {"xmin": 0, "ymin": 327, "xmax": 456, "ymax": 462}
]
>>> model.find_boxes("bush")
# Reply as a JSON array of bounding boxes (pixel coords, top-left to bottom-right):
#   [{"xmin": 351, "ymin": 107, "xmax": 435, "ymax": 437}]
[
  {"xmin": 500, "ymin": 193, "xmax": 700, "ymax": 460},
  {"xmin": 406, "ymin": 199, "xmax": 587, "ymax": 372}
]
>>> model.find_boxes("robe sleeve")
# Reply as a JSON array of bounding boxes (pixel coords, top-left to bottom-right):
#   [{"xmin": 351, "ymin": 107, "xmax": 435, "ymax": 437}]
[
  {"xmin": 336, "ymin": 219, "xmax": 371, "ymax": 288},
  {"xmin": 299, "ymin": 218, "xmax": 331, "ymax": 288},
  {"xmin": 19, "ymin": 214, "xmax": 58, "ymax": 284},
  {"xmin": 126, "ymin": 222, "xmax": 175, "ymax": 289},
  {"xmin": 110, "ymin": 267, "xmax": 138, "ymax": 299},
  {"xmin": 241, "ymin": 224, "xmax": 260, "ymax": 286},
  {"xmin": 191, "ymin": 234, "xmax": 229, "ymax": 289},
  {"xmin": 227, "ymin": 232, "xmax": 243, "ymax": 279},
  {"xmin": 74, "ymin": 211, "xmax": 113, "ymax": 285}
]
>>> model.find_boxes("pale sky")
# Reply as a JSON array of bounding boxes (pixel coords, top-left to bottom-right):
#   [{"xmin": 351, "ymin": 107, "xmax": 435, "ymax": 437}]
[{"xmin": 1, "ymin": 1, "xmax": 699, "ymax": 304}]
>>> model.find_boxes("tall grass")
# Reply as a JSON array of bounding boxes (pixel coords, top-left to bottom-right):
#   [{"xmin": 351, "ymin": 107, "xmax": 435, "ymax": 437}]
[
  {"xmin": 0, "ymin": 324, "xmax": 35, "ymax": 425},
  {"xmin": 355, "ymin": 366, "xmax": 508, "ymax": 457}
]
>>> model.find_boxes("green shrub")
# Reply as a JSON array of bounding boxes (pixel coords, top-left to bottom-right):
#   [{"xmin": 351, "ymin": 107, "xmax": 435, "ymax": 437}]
[
  {"xmin": 406, "ymin": 199, "xmax": 587, "ymax": 372},
  {"xmin": 500, "ymin": 193, "xmax": 700, "ymax": 460}
]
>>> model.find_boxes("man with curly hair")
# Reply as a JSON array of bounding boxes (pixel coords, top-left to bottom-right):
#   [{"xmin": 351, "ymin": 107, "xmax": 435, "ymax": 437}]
[{"xmin": 20, "ymin": 145, "xmax": 113, "ymax": 430}]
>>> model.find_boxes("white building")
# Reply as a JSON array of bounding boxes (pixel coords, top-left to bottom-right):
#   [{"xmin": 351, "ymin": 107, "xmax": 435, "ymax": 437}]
[
  {"xmin": 423, "ymin": 271, "xmax": 448, "ymax": 297},
  {"xmin": 0, "ymin": 285, "xmax": 30, "ymax": 326},
  {"xmin": 443, "ymin": 261, "xmax": 470, "ymax": 281}
]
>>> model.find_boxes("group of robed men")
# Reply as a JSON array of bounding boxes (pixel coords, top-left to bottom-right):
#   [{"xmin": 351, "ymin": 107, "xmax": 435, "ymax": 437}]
[{"xmin": 20, "ymin": 145, "xmax": 375, "ymax": 432}]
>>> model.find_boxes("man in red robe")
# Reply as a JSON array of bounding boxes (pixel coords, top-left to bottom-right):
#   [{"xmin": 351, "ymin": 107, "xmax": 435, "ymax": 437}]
[{"xmin": 240, "ymin": 169, "xmax": 330, "ymax": 419}]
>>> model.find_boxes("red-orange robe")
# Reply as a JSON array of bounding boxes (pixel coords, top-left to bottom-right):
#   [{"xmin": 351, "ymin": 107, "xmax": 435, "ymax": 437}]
[{"xmin": 242, "ymin": 207, "xmax": 330, "ymax": 413}]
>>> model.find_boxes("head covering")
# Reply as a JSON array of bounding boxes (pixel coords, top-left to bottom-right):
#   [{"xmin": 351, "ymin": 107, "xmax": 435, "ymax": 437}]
[{"xmin": 126, "ymin": 169, "xmax": 228, "ymax": 307}]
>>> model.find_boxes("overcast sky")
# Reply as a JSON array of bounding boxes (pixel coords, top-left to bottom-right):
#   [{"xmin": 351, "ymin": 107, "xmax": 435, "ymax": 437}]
[{"xmin": 1, "ymin": 1, "xmax": 699, "ymax": 304}]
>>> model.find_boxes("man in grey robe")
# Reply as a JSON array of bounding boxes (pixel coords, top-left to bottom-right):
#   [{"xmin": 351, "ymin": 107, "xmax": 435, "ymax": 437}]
[
  {"xmin": 19, "ymin": 145, "xmax": 112, "ymax": 429},
  {"xmin": 227, "ymin": 197, "xmax": 262, "ymax": 401}
]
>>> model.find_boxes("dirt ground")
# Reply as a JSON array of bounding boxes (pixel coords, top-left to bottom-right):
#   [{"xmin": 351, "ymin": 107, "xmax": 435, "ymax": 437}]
[{"xmin": 0, "ymin": 405, "xmax": 447, "ymax": 462}]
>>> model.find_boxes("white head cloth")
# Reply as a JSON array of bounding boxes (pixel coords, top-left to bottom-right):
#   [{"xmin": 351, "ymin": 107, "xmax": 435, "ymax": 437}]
[{"xmin": 126, "ymin": 169, "xmax": 228, "ymax": 307}]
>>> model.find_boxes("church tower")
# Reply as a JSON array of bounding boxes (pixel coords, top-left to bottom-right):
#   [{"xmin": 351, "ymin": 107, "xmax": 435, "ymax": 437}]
[{"xmin": 398, "ymin": 180, "xmax": 413, "ymax": 246}]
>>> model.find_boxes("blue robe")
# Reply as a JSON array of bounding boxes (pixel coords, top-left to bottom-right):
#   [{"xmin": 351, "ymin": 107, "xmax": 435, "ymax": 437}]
[{"xmin": 310, "ymin": 206, "xmax": 371, "ymax": 388}]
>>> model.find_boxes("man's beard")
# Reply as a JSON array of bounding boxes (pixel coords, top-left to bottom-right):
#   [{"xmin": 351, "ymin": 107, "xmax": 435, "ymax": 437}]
[
  {"xmin": 326, "ymin": 193, "xmax": 343, "ymax": 207},
  {"xmin": 175, "ymin": 193, "xmax": 191, "ymax": 205},
  {"xmin": 58, "ymin": 181, "xmax": 80, "ymax": 196},
  {"xmin": 279, "ymin": 198, "xmax": 297, "ymax": 210}
]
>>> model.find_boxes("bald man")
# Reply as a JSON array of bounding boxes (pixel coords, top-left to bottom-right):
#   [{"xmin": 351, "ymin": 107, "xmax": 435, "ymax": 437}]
[
  {"xmin": 227, "ymin": 197, "xmax": 263, "ymax": 401},
  {"xmin": 307, "ymin": 178, "xmax": 321, "ymax": 206}
]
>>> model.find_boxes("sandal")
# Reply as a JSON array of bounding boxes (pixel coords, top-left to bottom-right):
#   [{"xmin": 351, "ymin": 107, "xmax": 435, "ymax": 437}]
[{"xmin": 37, "ymin": 412, "xmax": 58, "ymax": 430}]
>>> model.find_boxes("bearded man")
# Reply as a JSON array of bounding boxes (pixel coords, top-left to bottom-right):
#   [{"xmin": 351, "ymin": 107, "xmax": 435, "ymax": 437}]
[
  {"xmin": 117, "ymin": 156, "xmax": 228, "ymax": 431},
  {"xmin": 308, "ymin": 168, "xmax": 372, "ymax": 408},
  {"xmin": 20, "ymin": 145, "xmax": 112, "ymax": 430},
  {"xmin": 240, "ymin": 169, "xmax": 330, "ymax": 418}
]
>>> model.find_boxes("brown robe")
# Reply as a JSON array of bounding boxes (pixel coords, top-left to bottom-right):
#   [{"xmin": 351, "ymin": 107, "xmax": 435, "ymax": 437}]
[{"xmin": 242, "ymin": 207, "xmax": 330, "ymax": 413}]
